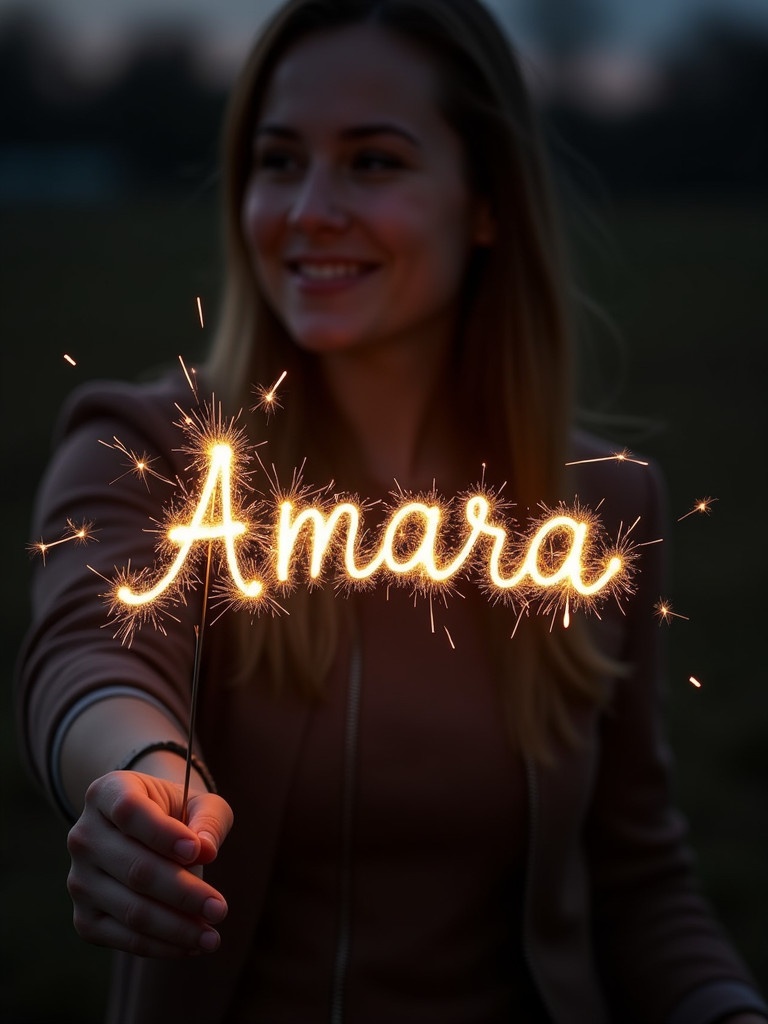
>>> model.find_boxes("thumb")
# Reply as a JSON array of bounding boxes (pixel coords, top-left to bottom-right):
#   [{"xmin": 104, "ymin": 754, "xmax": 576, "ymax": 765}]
[{"xmin": 185, "ymin": 791, "xmax": 234, "ymax": 865}]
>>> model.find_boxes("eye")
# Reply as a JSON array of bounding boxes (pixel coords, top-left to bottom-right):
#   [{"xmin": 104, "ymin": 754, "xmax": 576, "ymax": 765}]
[
  {"xmin": 252, "ymin": 147, "xmax": 304, "ymax": 176},
  {"xmin": 351, "ymin": 149, "xmax": 407, "ymax": 173}
]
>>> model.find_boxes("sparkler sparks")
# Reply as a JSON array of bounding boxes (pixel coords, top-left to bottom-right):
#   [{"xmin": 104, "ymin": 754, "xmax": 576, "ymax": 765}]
[
  {"xmin": 178, "ymin": 355, "xmax": 198, "ymax": 401},
  {"xmin": 30, "ymin": 380, "xmax": 650, "ymax": 821},
  {"xmin": 677, "ymin": 496, "xmax": 717, "ymax": 522},
  {"xmin": 196, "ymin": 296, "xmax": 204, "ymax": 329},
  {"xmin": 98, "ymin": 437, "xmax": 176, "ymax": 489},
  {"xmin": 689, "ymin": 676, "xmax": 702, "ymax": 688},
  {"xmin": 252, "ymin": 370, "xmax": 288, "ymax": 418},
  {"xmin": 565, "ymin": 448, "xmax": 649, "ymax": 468},
  {"xmin": 109, "ymin": 402, "xmax": 264, "ymax": 638},
  {"xmin": 28, "ymin": 519, "xmax": 96, "ymax": 564},
  {"xmin": 31, "ymin": 374, "xmax": 639, "ymax": 646},
  {"xmin": 108, "ymin": 417, "xmax": 636, "ymax": 641},
  {"xmin": 63, "ymin": 353, "xmax": 77, "ymax": 367},
  {"xmin": 654, "ymin": 599, "xmax": 690, "ymax": 625}
]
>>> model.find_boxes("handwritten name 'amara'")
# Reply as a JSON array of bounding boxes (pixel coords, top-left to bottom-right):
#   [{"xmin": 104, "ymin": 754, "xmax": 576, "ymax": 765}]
[{"xmin": 117, "ymin": 443, "xmax": 623, "ymax": 609}]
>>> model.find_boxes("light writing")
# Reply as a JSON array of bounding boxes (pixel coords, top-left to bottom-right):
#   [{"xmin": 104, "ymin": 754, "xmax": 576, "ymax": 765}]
[{"xmin": 116, "ymin": 441, "xmax": 626, "ymax": 613}]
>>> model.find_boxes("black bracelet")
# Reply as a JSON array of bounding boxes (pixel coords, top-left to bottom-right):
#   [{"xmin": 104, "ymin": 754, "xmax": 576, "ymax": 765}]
[{"xmin": 115, "ymin": 740, "xmax": 217, "ymax": 794}]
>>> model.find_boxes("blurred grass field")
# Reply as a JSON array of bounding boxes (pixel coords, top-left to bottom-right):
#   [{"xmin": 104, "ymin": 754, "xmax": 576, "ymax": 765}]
[{"xmin": 2, "ymin": 198, "xmax": 767, "ymax": 1022}]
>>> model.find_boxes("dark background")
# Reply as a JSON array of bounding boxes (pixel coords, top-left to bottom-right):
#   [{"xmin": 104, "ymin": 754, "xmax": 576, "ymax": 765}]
[{"xmin": 2, "ymin": 3, "xmax": 767, "ymax": 1021}]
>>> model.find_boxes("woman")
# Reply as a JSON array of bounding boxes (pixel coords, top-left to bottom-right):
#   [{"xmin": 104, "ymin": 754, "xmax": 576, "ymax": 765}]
[{"xmin": 16, "ymin": 1, "xmax": 767, "ymax": 1021}]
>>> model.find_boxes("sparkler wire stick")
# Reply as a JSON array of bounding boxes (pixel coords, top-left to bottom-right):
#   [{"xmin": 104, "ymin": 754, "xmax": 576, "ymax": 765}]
[{"xmin": 180, "ymin": 538, "xmax": 213, "ymax": 825}]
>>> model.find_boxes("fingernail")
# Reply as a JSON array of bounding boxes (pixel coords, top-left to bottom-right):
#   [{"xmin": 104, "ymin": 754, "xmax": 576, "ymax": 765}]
[
  {"xmin": 198, "ymin": 830, "xmax": 216, "ymax": 850},
  {"xmin": 173, "ymin": 838, "xmax": 197, "ymax": 861},
  {"xmin": 199, "ymin": 928, "xmax": 220, "ymax": 951},
  {"xmin": 202, "ymin": 897, "xmax": 227, "ymax": 924}
]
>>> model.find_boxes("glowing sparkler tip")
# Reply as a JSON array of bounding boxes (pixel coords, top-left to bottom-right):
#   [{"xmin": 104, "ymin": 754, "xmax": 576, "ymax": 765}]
[
  {"xmin": 677, "ymin": 496, "xmax": 718, "ymax": 522},
  {"xmin": 101, "ymin": 435, "xmax": 176, "ymax": 489},
  {"xmin": 252, "ymin": 371, "xmax": 288, "ymax": 417},
  {"xmin": 654, "ymin": 598, "xmax": 690, "ymax": 624}
]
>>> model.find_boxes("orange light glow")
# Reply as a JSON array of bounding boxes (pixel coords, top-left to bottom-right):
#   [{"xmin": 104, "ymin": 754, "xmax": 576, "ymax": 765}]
[{"xmin": 677, "ymin": 496, "xmax": 717, "ymax": 522}]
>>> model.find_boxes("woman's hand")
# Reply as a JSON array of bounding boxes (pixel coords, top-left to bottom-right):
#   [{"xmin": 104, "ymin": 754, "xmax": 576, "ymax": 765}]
[{"xmin": 66, "ymin": 770, "xmax": 233, "ymax": 958}]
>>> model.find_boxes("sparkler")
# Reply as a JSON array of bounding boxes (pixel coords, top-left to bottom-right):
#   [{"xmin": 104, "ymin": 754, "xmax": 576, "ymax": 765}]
[
  {"xmin": 112, "ymin": 436, "xmax": 634, "ymax": 632},
  {"xmin": 677, "ymin": 497, "xmax": 717, "ymax": 522},
  {"xmin": 35, "ymin": 373, "xmax": 642, "ymax": 818},
  {"xmin": 104, "ymin": 398, "xmax": 265, "ymax": 819}
]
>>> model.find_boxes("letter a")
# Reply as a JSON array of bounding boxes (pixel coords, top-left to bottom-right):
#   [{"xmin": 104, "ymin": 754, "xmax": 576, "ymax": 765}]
[{"xmin": 118, "ymin": 443, "xmax": 262, "ymax": 605}]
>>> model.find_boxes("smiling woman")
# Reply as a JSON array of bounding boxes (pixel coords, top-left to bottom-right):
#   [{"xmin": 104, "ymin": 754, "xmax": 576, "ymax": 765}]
[
  {"xmin": 15, "ymin": 2, "xmax": 768, "ymax": 1024},
  {"xmin": 240, "ymin": 24, "xmax": 490, "ymax": 367}
]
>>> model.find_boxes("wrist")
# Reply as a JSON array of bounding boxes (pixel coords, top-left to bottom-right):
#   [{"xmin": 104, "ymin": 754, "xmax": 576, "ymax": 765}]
[{"xmin": 116, "ymin": 740, "xmax": 217, "ymax": 793}]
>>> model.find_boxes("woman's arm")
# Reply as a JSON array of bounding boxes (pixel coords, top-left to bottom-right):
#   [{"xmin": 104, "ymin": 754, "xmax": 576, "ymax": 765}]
[
  {"xmin": 60, "ymin": 694, "xmax": 192, "ymax": 812},
  {"xmin": 18, "ymin": 376, "xmax": 234, "ymax": 957}
]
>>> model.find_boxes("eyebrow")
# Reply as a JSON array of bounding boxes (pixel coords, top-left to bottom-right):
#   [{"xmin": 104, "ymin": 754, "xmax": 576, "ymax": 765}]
[{"xmin": 254, "ymin": 122, "xmax": 421, "ymax": 147}]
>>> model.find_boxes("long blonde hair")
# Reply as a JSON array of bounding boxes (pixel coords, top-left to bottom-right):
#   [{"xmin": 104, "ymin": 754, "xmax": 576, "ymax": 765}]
[{"xmin": 205, "ymin": 0, "xmax": 614, "ymax": 759}]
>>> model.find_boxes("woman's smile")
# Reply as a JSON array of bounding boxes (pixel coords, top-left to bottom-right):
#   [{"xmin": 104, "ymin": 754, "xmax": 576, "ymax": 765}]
[{"xmin": 286, "ymin": 256, "xmax": 379, "ymax": 291}]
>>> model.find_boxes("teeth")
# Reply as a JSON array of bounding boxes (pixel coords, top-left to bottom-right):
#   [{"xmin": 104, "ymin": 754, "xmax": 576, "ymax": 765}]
[{"xmin": 296, "ymin": 263, "xmax": 363, "ymax": 280}]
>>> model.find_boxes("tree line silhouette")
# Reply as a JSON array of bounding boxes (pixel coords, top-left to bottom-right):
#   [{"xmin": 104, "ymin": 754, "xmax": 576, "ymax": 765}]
[{"xmin": 1, "ymin": 8, "xmax": 766, "ymax": 198}]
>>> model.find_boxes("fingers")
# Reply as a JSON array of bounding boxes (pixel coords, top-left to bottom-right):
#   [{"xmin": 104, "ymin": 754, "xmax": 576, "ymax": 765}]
[
  {"xmin": 68, "ymin": 855, "xmax": 224, "ymax": 958},
  {"xmin": 67, "ymin": 771, "xmax": 232, "ymax": 957}
]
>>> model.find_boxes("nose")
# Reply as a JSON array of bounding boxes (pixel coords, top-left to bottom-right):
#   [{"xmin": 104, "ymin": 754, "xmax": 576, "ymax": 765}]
[{"xmin": 287, "ymin": 161, "xmax": 349, "ymax": 233}]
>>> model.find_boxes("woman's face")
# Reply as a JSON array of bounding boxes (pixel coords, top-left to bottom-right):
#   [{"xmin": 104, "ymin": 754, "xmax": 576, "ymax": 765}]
[{"xmin": 241, "ymin": 24, "xmax": 488, "ymax": 362}]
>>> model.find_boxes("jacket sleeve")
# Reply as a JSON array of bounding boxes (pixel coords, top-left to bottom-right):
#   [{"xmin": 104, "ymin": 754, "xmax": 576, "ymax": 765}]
[
  {"xmin": 584, "ymin": 460, "xmax": 766, "ymax": 1023},
  {"xmin": 15, "ymin": 376, "xmax": 205, "ymax": 817}
]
